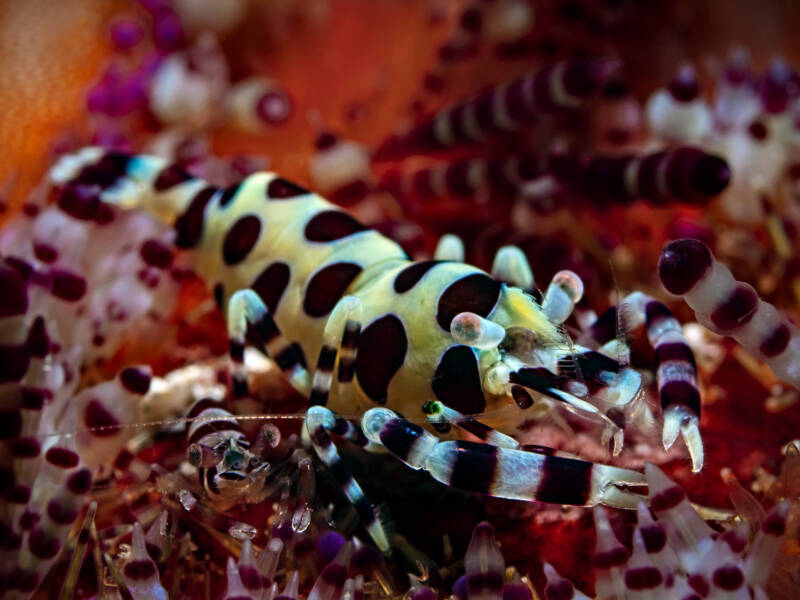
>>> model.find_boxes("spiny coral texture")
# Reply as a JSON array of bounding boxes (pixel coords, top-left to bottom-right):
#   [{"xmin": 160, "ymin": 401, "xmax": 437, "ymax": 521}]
[
  {"xmin": 588, "ymin": 464, "xmax": 787, "ymax": 600},
  {"xmin": 453, "ymin": 465, "xmax": 792, "ymax": 600},
  {"xmin": 108, "ymin": 500, "xmax": 392, "ymax": 600},
  {"xmin": 114, "ymin": 506, "xmax": 363, "ymax": 600}
]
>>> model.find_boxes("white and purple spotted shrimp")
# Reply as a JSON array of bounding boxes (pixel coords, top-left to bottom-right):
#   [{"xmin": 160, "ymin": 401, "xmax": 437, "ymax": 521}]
[{"xmin": 48, "ymin": 146, "xmax": 705, "ymax": 554}]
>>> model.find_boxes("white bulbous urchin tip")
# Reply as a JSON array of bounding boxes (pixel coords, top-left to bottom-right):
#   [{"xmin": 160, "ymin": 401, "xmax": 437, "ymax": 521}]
[
  {"xmin": 542, "ymin": 270, "xmax": 584, "ymax": 325},
  {"xmin": 552, "ymin": 270, "xmax": 584, "ymax": 303},
  {"xmin": 450, "ymin": 311, "xmax": 506, "ymax": 349},
  {"xmin": 491, "ymin": 245, "xmax": 534, "ymax": 290},
  {"xmin": 306, "ymin": 405, "xmax": 337, "ymax": 430},
  {"xmin": 361, "ymin": 407, "xmax": 396, "ymax": 444},
  {"xmin": 433, "ymin": 234, "xmax": 465, "ymax": 262}
]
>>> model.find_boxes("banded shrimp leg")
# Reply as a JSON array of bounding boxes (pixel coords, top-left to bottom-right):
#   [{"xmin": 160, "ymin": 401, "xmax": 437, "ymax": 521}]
[
  {"xmin": 580, "ymin": 291, "xmax": 704, "ymax": 471},
  {"xmin": 300, "ymin": 295, "xmax": 397, "ymax": 554},
  {"xmin": 228, "ymin": 290, "xmax": 393, "ymax": 553},
  {"xmin": 361, "ymin": 407, "xmax": 647, "ymax": 509}
]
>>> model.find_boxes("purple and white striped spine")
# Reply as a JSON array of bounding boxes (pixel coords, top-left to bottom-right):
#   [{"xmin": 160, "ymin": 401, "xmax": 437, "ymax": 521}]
[
  {"xmin": 380, "ymin": 153, "xmax": 543, "ymax": 200},
  {"xmin": 74, "ymin": 366, "xmax": 152, "ymax": 472},
  {"xmin": 546, "ymin": 146, "xmax": 730, "ymax": 206},
  {"xmin": 659, "ymin": 238, "xmax": 800, "ymax": 390},
  {"xmin": 375, "ymin": 59, "xmax": 619, "ymax": 159},
  {"xmin": 307, "ymin": 542, "xmax": 353, "ymax": 600},
  {"xmin": 15, "ymin": 446, "xmax": 93, "ymax": 595},
  {"xmin": 464, "ymin": 522, "xmax": 505, "ymax": 600},
  {"xmin": 544, "ymin": 462, "xmax": 792, "ymax": 600},
  {"xmin": 381, "ymin": 147, "xmax": 729, "ymax": 208},
  {"xmin": 122, "ymin": 522, "xmax": 168, "ymax": 600}
]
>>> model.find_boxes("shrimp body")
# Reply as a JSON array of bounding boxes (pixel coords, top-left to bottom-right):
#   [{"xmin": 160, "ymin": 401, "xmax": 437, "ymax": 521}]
[{"xmin": 50, "ymin": 148, "xmax": 705, "ymax": 553}]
